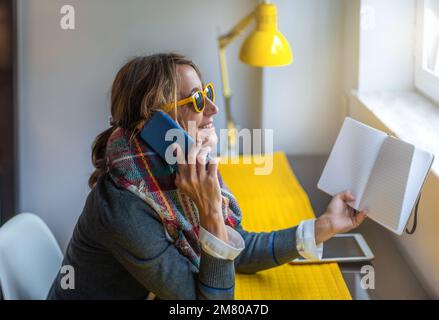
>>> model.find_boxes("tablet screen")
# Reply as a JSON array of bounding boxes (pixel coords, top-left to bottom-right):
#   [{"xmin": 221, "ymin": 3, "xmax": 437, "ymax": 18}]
[{"xmin": 322, "ymin": 235, "xmax": 365, "ymax": 258}]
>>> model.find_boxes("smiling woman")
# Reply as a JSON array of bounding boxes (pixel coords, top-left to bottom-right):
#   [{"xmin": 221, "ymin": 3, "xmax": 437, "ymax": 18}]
[{"xmin": 46, "ymin": 53, "xmax": 366, "ymax": 300}]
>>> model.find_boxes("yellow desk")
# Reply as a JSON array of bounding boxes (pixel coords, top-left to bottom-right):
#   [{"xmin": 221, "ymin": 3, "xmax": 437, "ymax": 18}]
[{"xmin": 219, "ymin": 152, "xmax": 351, "ymax": 300}]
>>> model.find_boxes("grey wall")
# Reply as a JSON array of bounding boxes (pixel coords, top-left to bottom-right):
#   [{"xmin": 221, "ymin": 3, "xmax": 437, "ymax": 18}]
[{"xmin": 17, "ymin": 0, "xmax": 261, "ymax": 251}]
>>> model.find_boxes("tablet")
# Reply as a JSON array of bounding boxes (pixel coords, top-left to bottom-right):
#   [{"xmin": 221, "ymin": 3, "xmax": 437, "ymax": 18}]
[{"xmin": 289, "ymin": 233, "xmax": 374, "ymax": 264}]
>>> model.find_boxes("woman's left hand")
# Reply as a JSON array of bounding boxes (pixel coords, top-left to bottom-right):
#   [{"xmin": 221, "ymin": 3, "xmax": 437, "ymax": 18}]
[{"xmin": 315, "ymin": 191, "xmax": 368, "ymax": 245}]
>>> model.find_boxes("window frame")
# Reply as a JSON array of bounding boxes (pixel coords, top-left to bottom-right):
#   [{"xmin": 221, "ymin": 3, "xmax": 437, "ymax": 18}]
[{"xmin": 415, "ymin": 0, "xmax": 439, "ymax": 104}]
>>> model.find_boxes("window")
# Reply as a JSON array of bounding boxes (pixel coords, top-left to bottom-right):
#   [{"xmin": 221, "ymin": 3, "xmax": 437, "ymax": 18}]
[
  {"xmin": 422, "ymin": 0, "xmax": 439, "ymax": 76},
  {"xmin": 415, "ymin": 0, "xmax": 439, "ymax": 104}
]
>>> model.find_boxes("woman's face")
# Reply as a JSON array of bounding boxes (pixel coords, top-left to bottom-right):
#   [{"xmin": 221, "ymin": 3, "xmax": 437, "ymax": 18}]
[{"xmin": 174, "ymin": 64, "xmax": 219, "ymax": 145}]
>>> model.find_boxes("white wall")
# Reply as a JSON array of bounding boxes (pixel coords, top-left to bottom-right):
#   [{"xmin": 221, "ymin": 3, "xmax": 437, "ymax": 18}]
[
  {"xmin": 358, "ymin": 0, "xmax": 416, "ymax": 92},
  {"xmin": 261, "ymin": 0, "xmax": 346, "ymax": 155},
  {"xmin": 17, "ymin": 0, "xmax": 261, "ymax": 251}
]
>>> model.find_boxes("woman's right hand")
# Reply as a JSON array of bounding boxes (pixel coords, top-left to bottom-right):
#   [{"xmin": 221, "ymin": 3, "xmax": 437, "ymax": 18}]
[{"xmin": 173, "ymin": 139, "xmax": 228, "ymax": 242}]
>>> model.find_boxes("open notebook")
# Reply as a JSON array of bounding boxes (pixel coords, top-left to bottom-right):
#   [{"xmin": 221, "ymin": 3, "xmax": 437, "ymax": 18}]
[{"xmin": 318, "ymin": 117, "xmax": 434, "ymax": 235}]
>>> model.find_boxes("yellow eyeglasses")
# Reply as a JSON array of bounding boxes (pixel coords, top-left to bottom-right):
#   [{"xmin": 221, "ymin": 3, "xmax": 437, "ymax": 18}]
[{"xmin": 164, "ymin": 83, "xmax": 215, "ymax": 113}]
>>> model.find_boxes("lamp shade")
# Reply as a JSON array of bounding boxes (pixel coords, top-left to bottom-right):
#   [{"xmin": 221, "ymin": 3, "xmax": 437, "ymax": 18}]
[{"xmin": 239, "ymin": 3, "xmax": 293, "ymax": 67}]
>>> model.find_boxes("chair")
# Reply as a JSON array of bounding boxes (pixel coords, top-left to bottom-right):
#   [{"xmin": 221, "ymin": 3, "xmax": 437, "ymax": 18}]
[{"xmin": 0, "ymin": 213, "xmax": 63, "ymax": 300}]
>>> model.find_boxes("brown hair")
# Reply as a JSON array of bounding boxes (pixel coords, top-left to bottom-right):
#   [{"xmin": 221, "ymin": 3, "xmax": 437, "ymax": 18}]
[{"xmin": 88, "ymin": 53, "xmax": 202, "ymax": 188}]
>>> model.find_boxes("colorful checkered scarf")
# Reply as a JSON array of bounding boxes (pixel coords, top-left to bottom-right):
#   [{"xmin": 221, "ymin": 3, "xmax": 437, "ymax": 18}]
[{"xmin": 105, "ymin": 127, "xmax": 242, "ymax": 268}]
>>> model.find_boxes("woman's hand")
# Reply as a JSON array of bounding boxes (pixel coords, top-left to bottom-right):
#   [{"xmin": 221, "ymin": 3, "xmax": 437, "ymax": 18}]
[
  {"xmin": 315, "ymin": 191, "xmax": 368, "ymax": 245},
  {"xmin": 173, "ymin": 139, "xmax": 228, "ymax": 242}
]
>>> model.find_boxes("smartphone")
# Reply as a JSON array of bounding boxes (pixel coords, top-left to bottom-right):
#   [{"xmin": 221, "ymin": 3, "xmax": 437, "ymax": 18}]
[
  {"xmin": 139, "ymin": 111, "xmax": 194, "ymax": 166},
  {"xmin": 289, "ymin": 233, "xmax": 374, "ymax": 264}
]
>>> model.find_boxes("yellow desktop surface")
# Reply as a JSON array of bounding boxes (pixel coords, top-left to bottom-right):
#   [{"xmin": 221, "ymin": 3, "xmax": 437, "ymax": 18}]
[{"xmin": 219, "ymin": 152, "xmax": 351, "ymax": 300}]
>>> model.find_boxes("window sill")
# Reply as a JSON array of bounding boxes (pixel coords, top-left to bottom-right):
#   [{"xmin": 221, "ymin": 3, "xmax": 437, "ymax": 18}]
[{"xmin": 351, "ymin": 90, "xmax": 439, "ymax": 176}]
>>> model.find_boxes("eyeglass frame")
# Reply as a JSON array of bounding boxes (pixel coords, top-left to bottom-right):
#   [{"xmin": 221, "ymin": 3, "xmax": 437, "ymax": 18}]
[{"xmin": 163, "ymin": 82, "xmax": 215, "ymax": 113}]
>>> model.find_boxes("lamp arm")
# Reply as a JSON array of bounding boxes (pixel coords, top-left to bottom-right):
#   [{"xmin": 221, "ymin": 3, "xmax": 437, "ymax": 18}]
[
  {"xmin": 218, "ymin": 47, "xmax": 237, "ymax": 149},
  {"xmin": 218, "ymin": 10, "xmax": 256, "ymax": 49},
  {"xmin": 218, "ymin": 48, "xmax": 231, "ymax": 99},
  {"xmin": 218, "ymin": 48, "xmax": 235, "ymax": 139}
]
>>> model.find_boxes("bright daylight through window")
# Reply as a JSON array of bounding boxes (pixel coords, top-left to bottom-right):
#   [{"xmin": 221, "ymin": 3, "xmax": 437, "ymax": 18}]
[{"xmin": 423, "ymin": 0, "xmax": 439, "ymax": 77}]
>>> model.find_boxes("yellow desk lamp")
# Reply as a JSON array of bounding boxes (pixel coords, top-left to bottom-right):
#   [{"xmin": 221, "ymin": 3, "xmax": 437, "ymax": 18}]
[{"xmin": 218, "ymin": 1, "xmax": 293, "ymax": 154}]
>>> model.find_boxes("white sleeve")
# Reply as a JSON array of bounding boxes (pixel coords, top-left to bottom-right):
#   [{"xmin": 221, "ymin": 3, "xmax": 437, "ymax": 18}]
[
  {"xmin": 296, "ymin": 218, "xmax": 324, "ymax": 261},
  {"xmin": 199, "ymin": 225, "xmax": 245, "ymax": 260}
]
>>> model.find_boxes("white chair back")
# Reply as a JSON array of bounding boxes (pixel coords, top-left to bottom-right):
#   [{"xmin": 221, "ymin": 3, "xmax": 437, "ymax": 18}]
[{"xmin": 0, "ymin": 213, "xmax": 63, "ymax": 300}]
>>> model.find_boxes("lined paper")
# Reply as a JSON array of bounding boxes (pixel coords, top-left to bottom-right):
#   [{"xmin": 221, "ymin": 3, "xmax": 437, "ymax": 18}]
[{"xmin": 360, "ymin": 137, "xmax": 414, "ymax": 232}]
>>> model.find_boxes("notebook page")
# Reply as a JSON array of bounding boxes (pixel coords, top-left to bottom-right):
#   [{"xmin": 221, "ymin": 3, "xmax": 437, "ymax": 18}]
[
  {"xmin": 397, "ymin": 147, "xmax": 434, "ymax": 234},
  {"xmin": 360, "ymin": 137, "xmax": 414, "ymax": 233},
  {"xmin": 318, "ymin": 117, "xmax": 387, "ymax": 209}
]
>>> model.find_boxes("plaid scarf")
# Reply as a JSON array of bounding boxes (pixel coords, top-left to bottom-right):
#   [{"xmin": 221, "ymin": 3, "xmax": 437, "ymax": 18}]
[{"xmin": 105, "ymin": 127, "xmax": 242, "ymax": 268}]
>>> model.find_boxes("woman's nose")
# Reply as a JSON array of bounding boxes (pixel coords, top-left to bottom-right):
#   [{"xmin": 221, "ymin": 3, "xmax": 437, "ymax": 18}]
[{"xmin": 204, "ymin": 98, "xmax": 219, "ymax": 116}]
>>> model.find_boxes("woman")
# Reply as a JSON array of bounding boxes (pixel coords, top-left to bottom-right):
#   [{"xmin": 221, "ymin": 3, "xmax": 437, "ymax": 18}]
[{"xmin": 47, "ymin": 53, "xmax": 367, "ymax": 300}]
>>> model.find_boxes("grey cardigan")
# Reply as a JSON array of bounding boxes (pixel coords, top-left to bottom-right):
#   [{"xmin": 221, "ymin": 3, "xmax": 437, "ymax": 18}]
[{"xmin": 47, "ymin": 174, "xmax": 300, "ymax": 300}]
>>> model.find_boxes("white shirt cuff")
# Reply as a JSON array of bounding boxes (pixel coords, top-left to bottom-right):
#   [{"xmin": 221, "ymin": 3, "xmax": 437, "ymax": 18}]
[
  {"xmin": 296, "ymin": 218, "xmax": 323, "ymax": 261},
  {"xmin": 199, "ymin": 225, "xmax": 245, "ymax": 260}
]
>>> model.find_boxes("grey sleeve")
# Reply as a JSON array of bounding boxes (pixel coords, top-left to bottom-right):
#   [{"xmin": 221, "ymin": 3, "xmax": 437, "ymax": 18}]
[
  {"xmin": 234, "ymin": 223, "xmax": 301, "ymax": 274},
  {"xmin": 102, "ymin": 192, "xmax": 236, "ymax": 300}
]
